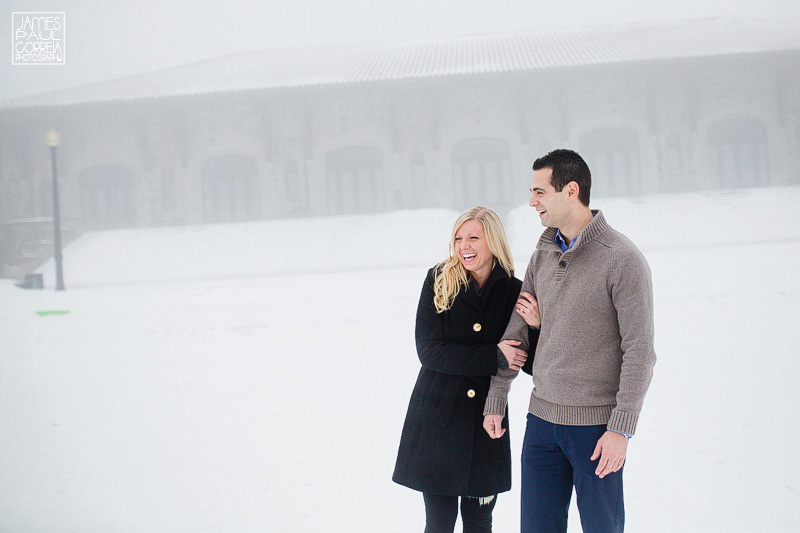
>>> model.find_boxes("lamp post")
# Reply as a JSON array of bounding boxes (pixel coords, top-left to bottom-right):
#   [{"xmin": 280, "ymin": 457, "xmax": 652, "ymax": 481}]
[{"xmin": 45, "ymin": 128, "xmax": 64, "ymax": 291}]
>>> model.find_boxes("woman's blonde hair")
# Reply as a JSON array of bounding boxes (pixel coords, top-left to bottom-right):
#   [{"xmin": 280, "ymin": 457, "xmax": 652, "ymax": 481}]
[{"xmin": 433, "ymin": 206, "xmax": 514, "ymax": 313}]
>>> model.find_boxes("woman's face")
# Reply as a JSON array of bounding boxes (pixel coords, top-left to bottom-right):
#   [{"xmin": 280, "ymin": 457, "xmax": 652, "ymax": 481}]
[{"xmin": 454, "ymin": 219, "xmax": 494, "ymax": 282}]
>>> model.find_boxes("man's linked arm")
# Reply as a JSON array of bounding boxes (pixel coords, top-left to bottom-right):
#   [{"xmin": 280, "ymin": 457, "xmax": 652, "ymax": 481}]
[{"xmin": 484, "ymin": 253, "xmax": 537, "ymax": 416}]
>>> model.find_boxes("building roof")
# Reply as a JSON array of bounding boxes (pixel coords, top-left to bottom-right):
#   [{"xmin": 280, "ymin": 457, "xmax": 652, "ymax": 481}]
[{"xmin": 4, "ymin": 18, "xmax": 800, "ymax": 109}]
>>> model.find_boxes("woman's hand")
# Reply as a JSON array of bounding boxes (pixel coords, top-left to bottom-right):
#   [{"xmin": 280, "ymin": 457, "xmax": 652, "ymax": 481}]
[
  {"xmin": 498, "ymin": 339, "xmax": 527, "ymax": 370},
  {"xmin": 515, "ymin": 292, "xmax": 541, "ymax": 328},
  {"xmin": 483, "ymin": 414, "xmax": 506, "ymax": 439}
]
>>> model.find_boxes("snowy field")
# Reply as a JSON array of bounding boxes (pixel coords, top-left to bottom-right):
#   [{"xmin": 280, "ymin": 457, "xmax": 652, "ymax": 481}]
[{"xmin": 2, "ymin": 186, "xmax": 800, "ymax": 532}]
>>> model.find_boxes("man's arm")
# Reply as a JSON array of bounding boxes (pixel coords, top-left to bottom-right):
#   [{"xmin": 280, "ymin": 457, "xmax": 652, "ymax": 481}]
[
  {"xmin": 606, "ymin": 246, "xmax": 657, "ymax": 436},
  {"xmin": 588, "ymin": 246, "xmax": 655, "ymax": 476},
  {"xmin": 484, "ymin": 253, "xmax": 537, "ymax": 419}
]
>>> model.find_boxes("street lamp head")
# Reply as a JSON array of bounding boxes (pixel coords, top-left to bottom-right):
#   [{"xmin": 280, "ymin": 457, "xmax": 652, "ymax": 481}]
[{"xmin": 45, "ymin": 128, "xmax": 60, "ymax": 148}]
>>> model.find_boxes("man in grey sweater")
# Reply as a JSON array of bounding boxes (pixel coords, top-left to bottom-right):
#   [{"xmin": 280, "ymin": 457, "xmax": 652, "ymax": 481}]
[{"xmin": 483, "ymin": 149, "xmax": 655, "ymax": 533}]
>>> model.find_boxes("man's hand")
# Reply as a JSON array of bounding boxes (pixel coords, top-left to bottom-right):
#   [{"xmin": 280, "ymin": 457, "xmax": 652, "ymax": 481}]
[
  {"xmin": 590, "ymin": 431, "xmax": 628, "ymax": 478},
  {"xmin": 498, "ymin": 339, "xmax": 527, "ymax": 370},
  {"xmin": 483, "ymin": 414, "xmax": 506, "ymax": 439}
]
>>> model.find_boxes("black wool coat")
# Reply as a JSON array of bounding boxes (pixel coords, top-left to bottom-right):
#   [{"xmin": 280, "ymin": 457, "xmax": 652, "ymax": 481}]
[{"xmin": 393, "ymin": 262, "xmax": 522, "ymax": 497}]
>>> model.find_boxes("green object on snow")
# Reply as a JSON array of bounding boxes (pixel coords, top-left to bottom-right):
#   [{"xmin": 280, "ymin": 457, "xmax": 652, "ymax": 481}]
[{"xmin": 35, "ymin": 310, "xmax": 70, "ymax": 316}]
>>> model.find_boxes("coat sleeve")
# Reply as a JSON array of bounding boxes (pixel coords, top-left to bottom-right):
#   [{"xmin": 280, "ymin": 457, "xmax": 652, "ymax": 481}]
[
  {"xmin": 520, "ymin": 325, "xmax": 540, "ymax": 376},
  {"xmin": 415, "ymin": 270, "xmax": 498, "ymax": 377}
]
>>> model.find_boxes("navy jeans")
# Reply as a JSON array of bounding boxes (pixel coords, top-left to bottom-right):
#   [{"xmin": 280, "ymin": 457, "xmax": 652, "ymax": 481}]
[{"xmin": 521, "ymin": 414, "xmax": 624, "ymax": 533}]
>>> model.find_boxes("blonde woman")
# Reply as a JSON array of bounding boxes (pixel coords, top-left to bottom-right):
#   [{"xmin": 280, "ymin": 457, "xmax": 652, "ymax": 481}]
[{"xmin": 393, "ymin": 206, "xmax": 533, "ymax": 533}]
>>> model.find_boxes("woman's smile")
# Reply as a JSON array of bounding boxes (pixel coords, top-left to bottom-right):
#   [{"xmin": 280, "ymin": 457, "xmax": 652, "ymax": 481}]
[{"xmin": 455, "ymin": 219, "xmax": 493, "ymax": 285}]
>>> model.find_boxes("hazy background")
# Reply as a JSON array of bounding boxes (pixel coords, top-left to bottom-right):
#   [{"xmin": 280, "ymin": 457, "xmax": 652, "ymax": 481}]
[
  {"xmin": 3, "ymin": 0, "xmax": 800, "ymax": 101},
  {"xmin": 3, "ymin": 1, "xmax": 800, "ymax": 530},
  {"xmin": 3, "ymin": 187, "xmax": 799, "ymax": 531}
]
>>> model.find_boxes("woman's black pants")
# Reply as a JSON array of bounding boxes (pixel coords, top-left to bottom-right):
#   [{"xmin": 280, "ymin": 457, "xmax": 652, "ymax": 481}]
[{"xmin": 423, "ymin": 492, "xmax": 497, "ymax": 533}]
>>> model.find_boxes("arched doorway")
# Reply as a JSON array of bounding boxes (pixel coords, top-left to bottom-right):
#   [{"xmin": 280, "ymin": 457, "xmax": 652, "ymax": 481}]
[
  {"xmin": 80, "ymin": 164, "xmax": 136, "ymax": 229},
  {"xmin": 708, "ymin": 118, "xmax": 768, "ymax": 188},
  {"xmin": 579, "ymin": 129, "xmax": 641, "ymax": 197},
  {"xmin": 201, "ymin": 155, "xmax": 260, "ymax": 223},
  {"xmin": 325, "ymin": 146, "xmax": 385, "ymax": 215},
  {"xmin": 451, "ymin": 138, "xmax": 513, "ymax": 209}
]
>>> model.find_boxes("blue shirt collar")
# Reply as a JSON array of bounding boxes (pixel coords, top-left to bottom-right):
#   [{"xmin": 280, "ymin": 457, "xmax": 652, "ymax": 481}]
[
  {"xmin": 554, "ymin": 230, "xmax": 577, "ymax": 252},
  {"xmin": 554, "ymin": 212, "xmax": 596, "ymax": 252}
]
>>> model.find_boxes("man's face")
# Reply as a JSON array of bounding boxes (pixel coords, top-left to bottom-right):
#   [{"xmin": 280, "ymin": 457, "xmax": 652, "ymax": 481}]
[{"xmin": 528, "ymin": 167, "xmax": 569, "ymax": 228}]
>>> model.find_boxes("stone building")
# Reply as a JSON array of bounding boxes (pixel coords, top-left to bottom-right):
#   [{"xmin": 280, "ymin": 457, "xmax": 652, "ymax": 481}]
[{"xmin": 1, "ymin": 18, "xmax": 799, "ymax": 278}]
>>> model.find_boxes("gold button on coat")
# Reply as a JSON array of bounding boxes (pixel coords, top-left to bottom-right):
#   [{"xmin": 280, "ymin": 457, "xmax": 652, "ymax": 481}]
[
  {"xmin": 467, "ymin": 389, "xmax": 476, "ymax": 398},
  {"xmin": 473, "ymin": 323, "xmax": 482, "ymax": 332}
]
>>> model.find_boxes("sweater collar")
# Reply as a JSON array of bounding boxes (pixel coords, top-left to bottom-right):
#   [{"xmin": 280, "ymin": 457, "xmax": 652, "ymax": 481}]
[{"xmin": 538, "ymin": 209, "xmax": 609, "ymax": 252}]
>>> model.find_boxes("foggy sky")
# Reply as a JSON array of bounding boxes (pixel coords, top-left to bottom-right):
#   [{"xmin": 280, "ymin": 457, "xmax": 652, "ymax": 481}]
[{"xmin": 2, "ymin": 0, "xmax": 800, "ymax": 102}]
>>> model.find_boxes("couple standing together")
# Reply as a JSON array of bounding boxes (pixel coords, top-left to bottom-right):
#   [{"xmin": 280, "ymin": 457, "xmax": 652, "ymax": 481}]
[{"xmin": 393, "ymin": 149, "xmax": 656, "ymax": 533}]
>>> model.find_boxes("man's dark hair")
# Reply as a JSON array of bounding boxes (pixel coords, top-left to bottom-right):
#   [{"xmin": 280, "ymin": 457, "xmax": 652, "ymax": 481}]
[{"xmin": 532, "ymin": 149, "xmax": 591, "ymax": 206}]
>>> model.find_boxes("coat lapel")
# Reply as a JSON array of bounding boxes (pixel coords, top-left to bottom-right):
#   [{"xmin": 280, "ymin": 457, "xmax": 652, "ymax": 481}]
[
  {"xmin": 460, "ymin": 284, "xmax": 482, "ymax": 311},
  {"xmin": 458, "ymin": 262, "xmax": 509, "ymax": 311},
  {"xmin": 461, "ymin": 262, "xmax": 509, "ymax": 310},
  {"xmin": 480, "ymin": 263, "xmax": 509, "ymax": 306}
]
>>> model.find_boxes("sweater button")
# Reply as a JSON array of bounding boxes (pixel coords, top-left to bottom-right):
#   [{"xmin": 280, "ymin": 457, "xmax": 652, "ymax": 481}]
[
  {"xmin": 467, "ymin": 389, "xmax": 476, "ymax": 398},
  {"xmin": 558, "ymin": 260, "xmax": 567, "ymax": 268},
  {"xmin": 473, "ymin": 323, "xmax": 482, "ymax": 332}
]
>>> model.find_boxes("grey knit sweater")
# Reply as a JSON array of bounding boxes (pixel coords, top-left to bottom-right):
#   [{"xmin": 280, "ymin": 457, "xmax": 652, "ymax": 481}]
[{"xmin": 484, "ymin": 210, "xmax": 656, "ymax": 435}]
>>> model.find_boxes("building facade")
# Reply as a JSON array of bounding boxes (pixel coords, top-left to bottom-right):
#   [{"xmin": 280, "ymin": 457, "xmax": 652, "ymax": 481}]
[{"xmin": 2, "ymin": 19, "xmax": 800, "ymax": 278}]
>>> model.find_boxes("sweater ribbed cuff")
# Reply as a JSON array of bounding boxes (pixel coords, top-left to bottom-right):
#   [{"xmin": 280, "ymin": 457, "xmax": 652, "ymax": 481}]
[
  {"xmin": 483, "ymin": 397, "xmax": 507, "ymax": 416},
  {"xmin": 607, "ymin": 410, "xmax": 639, "ymax": 436}
]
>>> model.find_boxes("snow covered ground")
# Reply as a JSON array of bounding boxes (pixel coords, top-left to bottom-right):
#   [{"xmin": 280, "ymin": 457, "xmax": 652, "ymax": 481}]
[{"xmin": 1, "ymin": 186, "xmax": 799, "ymax": 531}]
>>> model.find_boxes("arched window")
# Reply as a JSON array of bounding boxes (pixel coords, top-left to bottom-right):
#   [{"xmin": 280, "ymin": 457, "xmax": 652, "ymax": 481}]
[
  {"xmin": 161, "ymin": 167, "xmax": 176, "ymax": 213},
  {"xmin": 451, "ymin": 138, "xmax": 513, "ymax": 208},
  {"xmin": 285, "ymin": 160, "xmax": 302, "ymax": 205},
  {"xmin": 325, "ymin": 146, "xmax": 384, "ymax": 215},
  {"xmin": 410, "ymin": 151, "xmax": 431, "ymax": 207},
  {"xmin": 80, "ymin": 164, "xmax": 136, "ymax": 229},
  {"xmin": 579, "ymin": 129, "xmax": 641, "ymax": 197},
  {"xmin": 796, "ymin": 125, "xmax": 800, "ymax": 181},
  {"xmin": 201, "ymin": 155, "xmax": 260, "ymax": 223},
  {"xmin": 708, "ymin": 118, "xmax": 768, "ymax": 188},
  {"xmin": 664, "ymin": 134, "xmax": 682, "ymax": 178}
]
